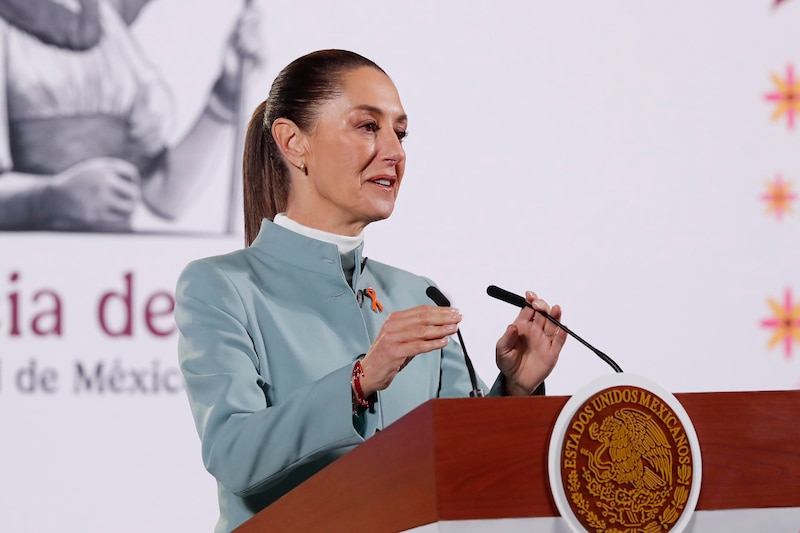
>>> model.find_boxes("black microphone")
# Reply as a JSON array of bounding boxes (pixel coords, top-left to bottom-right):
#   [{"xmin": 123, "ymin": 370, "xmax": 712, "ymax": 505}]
[
  {"xmin": 426, "ymin": 286, "xmax": 485, "ymax": 397},
  {"xmin": 486, "ymin": 285, "xmax": 623, "ymax": 373}
]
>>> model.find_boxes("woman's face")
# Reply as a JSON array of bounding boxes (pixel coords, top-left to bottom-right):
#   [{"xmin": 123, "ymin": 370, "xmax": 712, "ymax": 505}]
[{"xmin": 286, "ymin": 67, "xmax": 408, "ymax": 236}]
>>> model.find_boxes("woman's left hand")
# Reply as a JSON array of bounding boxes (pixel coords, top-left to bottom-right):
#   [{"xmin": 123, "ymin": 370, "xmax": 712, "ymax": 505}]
[{"xmin": 495, "ymin": 291, "xmax": 566, "ymax": 396}]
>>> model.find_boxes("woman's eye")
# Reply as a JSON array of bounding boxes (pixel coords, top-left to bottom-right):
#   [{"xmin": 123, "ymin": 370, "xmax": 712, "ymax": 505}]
[
  {"xmin": 395, "ymin": 130, "xmax": 408, "ymax": 142},
  {"xmin": 361, "ymin": 122, "xmax": 379, "ymax": 133}
]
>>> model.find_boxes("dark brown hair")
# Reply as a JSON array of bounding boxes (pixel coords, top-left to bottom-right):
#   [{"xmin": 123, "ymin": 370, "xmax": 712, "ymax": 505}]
[{"xmin": 242, "ymin": 49, "xmax": 386, "ymax": 246}]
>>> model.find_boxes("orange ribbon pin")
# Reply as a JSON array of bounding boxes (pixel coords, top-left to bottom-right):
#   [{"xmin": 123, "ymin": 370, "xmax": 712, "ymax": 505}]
[{"xmin": 364, "ymin": 287, "xmax": 384, "ymax": 313}]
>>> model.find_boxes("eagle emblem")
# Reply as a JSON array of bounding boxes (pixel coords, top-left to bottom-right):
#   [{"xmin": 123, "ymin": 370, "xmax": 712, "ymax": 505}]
[
  {"xmin": 558, "ymin": 386, "xmax": 696, "ymax": 532},
  {"xmin": 583, "ymin": 408, "xmax": 672, "ymax": 490}
]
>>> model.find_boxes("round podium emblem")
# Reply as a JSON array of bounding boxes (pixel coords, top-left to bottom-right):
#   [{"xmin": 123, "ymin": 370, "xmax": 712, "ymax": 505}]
[{"xmin": 548, "ymin": 375, "xmax": 702, "ymax": 533}]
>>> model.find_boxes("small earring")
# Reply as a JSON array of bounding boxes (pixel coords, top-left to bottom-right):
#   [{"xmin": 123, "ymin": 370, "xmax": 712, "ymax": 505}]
[{"xmin": 298, "ymin": 161, "xmax": 306, "ymax": 174}]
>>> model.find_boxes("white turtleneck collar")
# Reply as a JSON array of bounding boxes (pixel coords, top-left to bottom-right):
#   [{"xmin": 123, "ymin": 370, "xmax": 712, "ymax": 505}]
[{"xmin": 272, "ymin": 213, "xmax": 364, "ymax": 254}]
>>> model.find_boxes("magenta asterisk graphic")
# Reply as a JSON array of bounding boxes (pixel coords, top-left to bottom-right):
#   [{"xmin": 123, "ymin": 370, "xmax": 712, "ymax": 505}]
[
  {"xmin": 761, "ymin": 174, "xmax": 797, "ymax": 220},
  {"xmin": 760, "ymin": 288, "xmax": 800, "ymax": 359},
  {"xmin": 764, "ymin": 65, "xmax": 800, "ymax": 130}
]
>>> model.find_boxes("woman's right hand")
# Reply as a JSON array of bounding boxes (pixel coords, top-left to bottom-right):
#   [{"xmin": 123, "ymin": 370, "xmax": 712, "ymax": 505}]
[
  {"xmin": 41, "ymin": 157, "xmax": 141, "ymax": 231},
  {"xmin": 358, "ymin": 305, "xmax": 462, "ymax": 396}
]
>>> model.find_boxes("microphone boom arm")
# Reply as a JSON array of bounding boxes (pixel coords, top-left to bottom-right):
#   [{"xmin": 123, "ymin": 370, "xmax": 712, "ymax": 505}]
[{"xmin": 486, "ymin": 285, "xmax": 623, "ymax": 373}]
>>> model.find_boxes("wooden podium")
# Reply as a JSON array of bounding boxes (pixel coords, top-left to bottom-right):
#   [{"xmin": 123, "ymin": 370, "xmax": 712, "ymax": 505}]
[{"xmin": 236, "ymin": 391, "xmax": 800, "ymax": 532}]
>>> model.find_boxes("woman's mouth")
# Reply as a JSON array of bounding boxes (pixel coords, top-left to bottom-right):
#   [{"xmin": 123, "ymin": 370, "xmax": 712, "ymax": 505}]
[{"xmin": 369, "ymin": 176, "xmax": 396, "ymax": 188}]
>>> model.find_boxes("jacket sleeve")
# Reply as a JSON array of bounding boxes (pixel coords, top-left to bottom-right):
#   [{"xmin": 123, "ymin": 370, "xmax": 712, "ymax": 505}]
[{"xmin": 175, "ymin": 259, "xmax": 364, "ymax": 497}]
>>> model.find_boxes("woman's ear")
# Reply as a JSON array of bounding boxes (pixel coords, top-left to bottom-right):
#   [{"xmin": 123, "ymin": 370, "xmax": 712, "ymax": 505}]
[{"xmin": 271, "ymin": 118, "xmax": 307, "ymax": 171}]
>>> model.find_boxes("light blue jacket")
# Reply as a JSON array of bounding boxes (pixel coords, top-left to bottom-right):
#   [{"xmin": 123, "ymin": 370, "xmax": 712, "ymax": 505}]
[{"xmin": 176, "ymin": 220, "xmax": 499, "ymax": 532}]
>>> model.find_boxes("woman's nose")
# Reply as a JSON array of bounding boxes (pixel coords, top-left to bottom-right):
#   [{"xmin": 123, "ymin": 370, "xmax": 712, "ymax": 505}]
[{"xmin": 379, "ymin": 129, "xmax": 405, "ymax": 164}]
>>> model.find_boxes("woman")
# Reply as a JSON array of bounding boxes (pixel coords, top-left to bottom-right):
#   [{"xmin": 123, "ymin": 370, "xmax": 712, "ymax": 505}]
[
  {"xmin": 176, "ymin": 49, "xmax": 567, "ymax": 533},
  {"xmin": 0, "ymin": 0, "xmax": 260, "ymax": 231}
]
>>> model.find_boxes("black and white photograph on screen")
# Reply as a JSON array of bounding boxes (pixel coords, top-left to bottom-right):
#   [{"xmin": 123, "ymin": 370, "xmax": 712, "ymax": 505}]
[{"xmin": 0, "ymin": 0, "xmax": 261, "ymax": 234}]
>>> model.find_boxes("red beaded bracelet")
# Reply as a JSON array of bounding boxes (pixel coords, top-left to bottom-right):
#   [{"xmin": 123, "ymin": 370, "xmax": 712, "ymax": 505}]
[{"xmin": 351, "ymin": 360, "xmax": 370, "ymax": 408}]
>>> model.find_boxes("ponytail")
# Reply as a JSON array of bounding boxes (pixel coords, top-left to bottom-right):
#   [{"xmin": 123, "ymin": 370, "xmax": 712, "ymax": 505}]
[{"xmin": 242, "ymin": 100, "xmax": 288, "ymax": 246}]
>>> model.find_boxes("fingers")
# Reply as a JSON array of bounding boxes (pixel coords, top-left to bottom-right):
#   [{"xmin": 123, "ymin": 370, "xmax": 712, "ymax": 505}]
[
  {"xmin": 237, "ymin": 5, "xmax": 265, "ymax": 63},
  {"xmin": 387, "ymin": 306, "xmax": 460, "ymax": 336},
  {"xmin": 96, "ymin": 161, "xmax": 142, "ymax": 220},
  {"xmin": 524, "ymin": 290, "xmax": 565, "ymax": 340},
  {"xmin": 109, "ymin": 173, "xmax": 140, "ymax": 199},
  {"xmin": 103, "ymin": 158, "xmax": 141, "ymax": 185},
  {"xmin": 108, "ymin": 169, "xmax": 141, "ymax": 205},
  {"xmin": 379, "ymin": 306, "xmax": 461, "ymax": 355},
  {"xmin": 527, "ymin": 290, "xmax": 552, "ymax": 315},
  {"xmin": 495, "ymin": 324, "xmax": 523, "ymax": 377},
  {"xmin": 550, "ymin": 321, "xmax": 568, "ymax": 352},
  {"xmin": 361, "ymin": 305, "xmax": 461, "ymax": 393},
  {"xmin": 229, "ymin": 3, "xmax": 265, "ymax": 65},
  {"xmin": 540, "ymin": 304, "xmax": 564, "ymax": 340},
  {"xmin": 495, "ymin": 324, "xmax": 519, "ymax": 357}
]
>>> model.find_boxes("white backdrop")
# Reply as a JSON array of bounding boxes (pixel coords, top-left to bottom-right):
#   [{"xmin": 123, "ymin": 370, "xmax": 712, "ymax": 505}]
[{"xmin": 1, "ymin": 1, "xmax": 799, "ymax": 531}]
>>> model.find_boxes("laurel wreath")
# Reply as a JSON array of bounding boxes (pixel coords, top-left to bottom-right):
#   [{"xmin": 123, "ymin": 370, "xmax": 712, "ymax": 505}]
[
  {"xmin": 659, "ymin": 464, "xmax": 692, "ymax": 528},
  {"xmin": 568, "ymin": 471, "xmax": 607, "ymax": 530},
  {"xmin": 566, "ymin": 463, "xmax": 693, "ymax": 532}
]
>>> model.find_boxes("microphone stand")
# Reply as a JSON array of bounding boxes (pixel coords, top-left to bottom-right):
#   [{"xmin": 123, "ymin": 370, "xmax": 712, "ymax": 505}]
[{"xmin": 426, "ymin": 286, "xmax": 485, "ymax": 397}]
